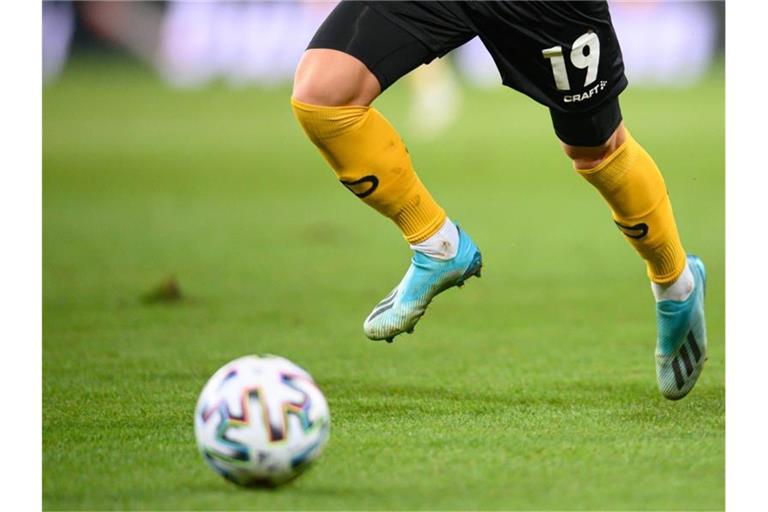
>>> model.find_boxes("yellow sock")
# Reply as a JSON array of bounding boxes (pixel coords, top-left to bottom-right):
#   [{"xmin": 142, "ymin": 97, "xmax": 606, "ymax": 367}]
[
  {"xmin": 577, "ymin": 131, "xmax": 686, "ymax": 284},
  {"xmin": 291, "ymin": 98, "xmax": 446, "ymax": 243}
]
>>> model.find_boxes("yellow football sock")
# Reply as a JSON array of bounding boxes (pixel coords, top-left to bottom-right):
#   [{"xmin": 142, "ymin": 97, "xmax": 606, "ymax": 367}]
[
  {"xmin": 291, "ymin": 98, "xmax": 446, "ymax": 243},
  {"xmin": 577, "ymin": 131, "xmax": 687, "ymax": 284}
]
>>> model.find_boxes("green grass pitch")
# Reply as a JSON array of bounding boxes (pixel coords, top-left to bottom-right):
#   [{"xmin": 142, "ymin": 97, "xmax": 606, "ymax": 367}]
[{"xmin": 43, "ymin": 57, "xmax": 724, "ymax": 510}]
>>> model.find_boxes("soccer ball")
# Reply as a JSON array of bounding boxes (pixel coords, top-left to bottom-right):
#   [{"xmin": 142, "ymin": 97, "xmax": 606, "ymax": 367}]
[{"xmin": 194, "ymin": 354, "xmax": 331, "ymax": 487}]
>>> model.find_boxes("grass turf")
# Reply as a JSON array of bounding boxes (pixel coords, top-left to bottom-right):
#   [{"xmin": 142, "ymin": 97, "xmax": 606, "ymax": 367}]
[{"xmin": 43, "ymin": 57, "xmax": 724, "ymax": 510}]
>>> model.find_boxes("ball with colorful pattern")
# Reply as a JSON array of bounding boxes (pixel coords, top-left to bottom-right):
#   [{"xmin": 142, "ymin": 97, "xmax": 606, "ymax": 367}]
[{"xmin": 194, "ymin": 355, "xmax": 330, "ymax": 487}]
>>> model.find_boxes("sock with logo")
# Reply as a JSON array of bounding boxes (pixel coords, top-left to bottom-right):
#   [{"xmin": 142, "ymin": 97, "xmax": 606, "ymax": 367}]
[
  {"xmin": 576, "ymin": 130, "xmax": 687, "ymax": 284},
  {"xmin": 291, "ymin": 98, "xmax": 446, "ymax": 243}
]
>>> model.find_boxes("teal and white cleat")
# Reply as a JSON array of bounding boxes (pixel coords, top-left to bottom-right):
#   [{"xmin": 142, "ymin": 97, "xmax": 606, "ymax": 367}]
[
  {"xmin": 655, "ymin": 255, "xmax": 708, "ymax": 400},
  {"xmin": 363, "ymin": 227, "xmax": 482, "ymax": 343}
]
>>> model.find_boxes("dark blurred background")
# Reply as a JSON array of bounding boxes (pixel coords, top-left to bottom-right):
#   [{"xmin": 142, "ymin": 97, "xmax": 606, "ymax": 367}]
[{"xmin": 44, "ymin": 1, "xmax": 725, "ymax": 90}]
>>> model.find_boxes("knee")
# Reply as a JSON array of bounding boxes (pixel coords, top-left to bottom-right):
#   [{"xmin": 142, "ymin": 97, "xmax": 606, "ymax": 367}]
[
  {"xmin": 561, "ymin": 123, "xmax": 626, "ymax": 170},
  {"xmin": 292, "ymin": 49, "xmax": 380, "ymax": 107}
]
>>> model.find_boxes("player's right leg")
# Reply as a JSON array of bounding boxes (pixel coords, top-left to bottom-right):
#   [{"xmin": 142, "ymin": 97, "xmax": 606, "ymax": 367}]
[{"xmin": 291, "ymin": 1, "xmax": 481, "ymax": 342}]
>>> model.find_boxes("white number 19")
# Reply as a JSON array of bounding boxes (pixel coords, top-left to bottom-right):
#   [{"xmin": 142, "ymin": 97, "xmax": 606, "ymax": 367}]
[{"xmin": 542, "ymin": 31, "xmax": 601, "ymax": 91}]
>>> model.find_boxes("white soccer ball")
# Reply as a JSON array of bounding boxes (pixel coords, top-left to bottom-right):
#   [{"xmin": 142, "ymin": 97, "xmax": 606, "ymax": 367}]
[{"xmin": 194, "ymin": 354, "xmax": 331, "ymax": 487}]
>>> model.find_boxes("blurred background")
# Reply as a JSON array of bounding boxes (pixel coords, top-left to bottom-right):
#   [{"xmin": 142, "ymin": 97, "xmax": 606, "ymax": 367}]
[
  {"xmin": 44, "ymin": 1, "xmax": 724, "ymax": 88},
  {"xmin": 43, "ymin": 0, "xmax": 725, "ymax": 138}
]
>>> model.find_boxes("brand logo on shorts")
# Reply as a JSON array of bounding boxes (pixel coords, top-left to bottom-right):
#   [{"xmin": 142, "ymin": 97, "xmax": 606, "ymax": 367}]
[
  {"xmin": 564, "ymin": 81, "xmax": 608, "ymax": 103},
  {"xmin": 340, "ymin": 175, "xmax": 379, "ymax": 198}
]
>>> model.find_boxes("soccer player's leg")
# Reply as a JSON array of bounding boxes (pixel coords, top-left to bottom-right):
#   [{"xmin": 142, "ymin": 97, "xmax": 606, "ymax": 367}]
[
  {"xmin": 561, "ymin": 120, "xmax": 707, "ymax": 400},
  {"xmin": 466, "ymin": 0, "xmax": 707, "ymax": 398},
  {"xmin": 291, "ymin": 1, "xmax": 481, "ymax": 342}
]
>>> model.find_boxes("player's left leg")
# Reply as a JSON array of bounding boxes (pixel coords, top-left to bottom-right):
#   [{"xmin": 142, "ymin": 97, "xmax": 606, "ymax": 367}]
[
  {"xmin": 464, "ymin": 0, "xmax": 707, "ymax": 399},
  {"xmin": 560, "ymin": 119, "xmax": 707, "ymax": 400}
]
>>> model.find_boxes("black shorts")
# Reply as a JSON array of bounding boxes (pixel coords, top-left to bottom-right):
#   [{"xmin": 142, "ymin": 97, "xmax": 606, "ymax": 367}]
[{"xmin": 308, "ymin": 1, "xmax": 629, "ymax": 146}]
